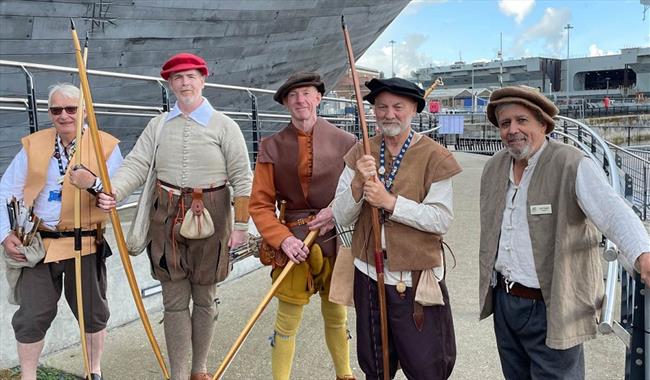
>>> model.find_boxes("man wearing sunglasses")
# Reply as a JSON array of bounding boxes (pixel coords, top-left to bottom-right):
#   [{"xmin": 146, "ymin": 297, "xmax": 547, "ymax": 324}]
[{"xmin": 0, "ymin": 83, "xmax": 123, "ymax": 380}]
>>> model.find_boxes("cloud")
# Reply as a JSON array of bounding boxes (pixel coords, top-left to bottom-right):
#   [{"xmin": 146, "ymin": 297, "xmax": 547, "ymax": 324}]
[
  {"xmin": 358, "ymin": 33, "xmax": 442, "ymax": 79},
  {"xmin": 512, "ymin": 7, "xmax": 571, "ymax": 57},
  {"xmin": 498, "ymin": 0, "xmax": 535, "ymax": 24},
  {"xmin": 588, "ymin": 44, "xmax": 617, "ymax": 57}
]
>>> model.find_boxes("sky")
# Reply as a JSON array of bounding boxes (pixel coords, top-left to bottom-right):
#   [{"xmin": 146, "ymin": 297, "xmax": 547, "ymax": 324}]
[{"xmin": 358, "ymin": 0, "xmax": 650, "ymax": 78}]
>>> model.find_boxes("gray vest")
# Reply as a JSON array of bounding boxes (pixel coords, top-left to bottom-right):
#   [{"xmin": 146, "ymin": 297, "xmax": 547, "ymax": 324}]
[{"xmin": 479, "ymin": 140, "xmax": 603, "ymax": 349}]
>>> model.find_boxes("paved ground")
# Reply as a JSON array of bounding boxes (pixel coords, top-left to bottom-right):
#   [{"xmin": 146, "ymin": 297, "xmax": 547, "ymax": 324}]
[{"xmin": 41, "ymin": 152, "xmax": 627, "ymax": 379}]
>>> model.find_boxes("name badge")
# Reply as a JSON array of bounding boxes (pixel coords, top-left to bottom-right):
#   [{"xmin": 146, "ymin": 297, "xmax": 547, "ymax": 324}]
[
  {"xmin": 48, "ymin": 190, "xmax": 62, "ymax": 202},
  {"xmin": 530, "ymin": 204, "xmax": 552, "ymax": 215}
]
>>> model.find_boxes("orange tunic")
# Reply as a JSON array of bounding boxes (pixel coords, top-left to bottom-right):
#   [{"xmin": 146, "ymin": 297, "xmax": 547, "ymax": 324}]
[{"xmin": 249, "ymin": 127, "xmax": 313, "ymax": 249}]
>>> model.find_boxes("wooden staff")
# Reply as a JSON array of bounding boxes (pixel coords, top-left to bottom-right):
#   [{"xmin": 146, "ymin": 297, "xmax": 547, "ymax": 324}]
[
  {"xmin": 73, "ymin": 37, "xmax": 91, "ymax": 380},
  {"xmin": 212, "ymin": 230, "xmax": 319, "ymax": 380},
  {"xmin": 69, "ymin": 19, "xmax": 170, "ymax": 380},
  {"xmin": 424, "ymin": 77, "xmax": 444, "ymax": 99},
  {"xmin": 341, "ymin": 15, "xmax": 390, "ymax": 380}
]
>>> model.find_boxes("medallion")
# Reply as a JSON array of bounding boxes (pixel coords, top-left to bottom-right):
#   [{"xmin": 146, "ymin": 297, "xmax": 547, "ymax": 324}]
[{"xmin": 396, "ymin": 281, "xmax": 407, "ymax": 294}]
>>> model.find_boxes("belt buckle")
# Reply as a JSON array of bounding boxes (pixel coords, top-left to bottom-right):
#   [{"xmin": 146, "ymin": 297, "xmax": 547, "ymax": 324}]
[{"xmin": 503, "ymin": 277, "xmax": 515, "ymax": 294}]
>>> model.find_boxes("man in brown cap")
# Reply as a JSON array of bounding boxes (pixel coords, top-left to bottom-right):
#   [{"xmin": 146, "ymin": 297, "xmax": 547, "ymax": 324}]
[
  {"xmin": 333, "ymin": 77, "xmax": 461, "ymax": 380},
  {"xmin": 97, "ymin": 52, "xmax": 252, "ymax": 380},
  {"xmin": 249, "ymin": 71, "xmax": 356, "ymax": 380},
  {"xmin": 479, "ymin": 85, "xmax": 650, "ymax": 379}
]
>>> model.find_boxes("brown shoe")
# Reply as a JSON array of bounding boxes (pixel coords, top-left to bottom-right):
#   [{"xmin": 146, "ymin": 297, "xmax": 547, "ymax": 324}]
[{"xmin": 190, "ymin": 373, "xmax": 211, "ymax": 380}]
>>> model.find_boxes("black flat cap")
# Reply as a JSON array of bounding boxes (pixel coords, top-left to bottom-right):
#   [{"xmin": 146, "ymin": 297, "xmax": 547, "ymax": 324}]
[
  {"xmin": 363, "ymin": 77, "xmax": 426, "ymax": 113},
  {"xmin": 273, "ymin": 71, "xmax": 325, "ymax": 104}
]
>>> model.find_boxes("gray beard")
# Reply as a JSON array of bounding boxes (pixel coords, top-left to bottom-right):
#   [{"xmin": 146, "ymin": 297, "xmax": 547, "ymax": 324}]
[
  {"xmin": 507, "ymin": 144, "xmax": 531, "ymax": 161},
  {"xmin": 380, "ymin": 123, "xmax": 404, "ymax": 137}
]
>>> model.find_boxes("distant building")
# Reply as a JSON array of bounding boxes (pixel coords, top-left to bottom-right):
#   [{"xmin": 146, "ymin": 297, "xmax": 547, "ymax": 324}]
[
  {"xmin": 412, "ymin": 47, "xmax": 650, "ymax": 105},
  {"xmin": 331, "ymin": 66, "xmax": 382, "ymax": 100}
]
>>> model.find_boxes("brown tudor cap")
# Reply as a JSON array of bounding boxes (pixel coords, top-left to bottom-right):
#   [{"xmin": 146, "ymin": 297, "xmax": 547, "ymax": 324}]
[
  {"xmin": 273, "ymin": 71, "xmax": 325, "ymax": 104},
  {"xmin": 487, "ymin": 85, "xmax": 559, "ymax": 134}
]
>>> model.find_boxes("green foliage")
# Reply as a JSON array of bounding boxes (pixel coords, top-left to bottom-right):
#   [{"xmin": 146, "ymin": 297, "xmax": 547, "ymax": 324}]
[{"xmin": 0, "ymin": 367, "xmax": 82, "ymax": 380}]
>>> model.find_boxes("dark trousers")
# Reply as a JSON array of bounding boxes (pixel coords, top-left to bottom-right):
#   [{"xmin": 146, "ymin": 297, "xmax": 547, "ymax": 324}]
[
  {"xmin": 493, "ymin": 286, "xmax": 585, "ymax": 380},
  {"xmin": 12, "ymin": 252, "xmax": 110, "ymax": 343},
  {"xmin": 354, "ymin": 268, "xmax": 456, "ymax": 380}
]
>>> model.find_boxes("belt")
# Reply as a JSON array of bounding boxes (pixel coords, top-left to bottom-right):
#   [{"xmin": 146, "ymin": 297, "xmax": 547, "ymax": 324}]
[
  {"xmin": 285, "ymin": 215, "xmax": 316, "ymax": 228},
  {"xmin": 40, "ymin": 229, "xmax": 99, "ymax": 239},
  {"xmin": 497, "ymin": 273, "xmax": 543, "ymax": 301},
  {"xmin": 158, "ymin": 180, "xmax": 225, "ymax": 195}
]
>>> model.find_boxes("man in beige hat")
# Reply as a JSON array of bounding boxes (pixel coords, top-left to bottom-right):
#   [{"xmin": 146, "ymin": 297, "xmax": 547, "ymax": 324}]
[
  {"xmin": 97, "ymin": 52, "xmax": 252, "ymax": 380},
  {"xmin": 479, "ymin": 85, "xmax": 650, "ymax": 379},
  {"xmin": 249, "ymin": 71, "xmax": 356, "ymax": 380}
]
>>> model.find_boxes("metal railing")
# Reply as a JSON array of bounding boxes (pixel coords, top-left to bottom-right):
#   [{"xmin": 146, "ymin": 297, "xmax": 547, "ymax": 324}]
[
  {"xmin": 555, "ymin": 118, "xmax": 650, "ymax": 221},
  {"xmin": 1, "ymin": 57, "xmax": 442, "ymax": 261},
  {"xmin": 0, "ymin": 59, "xmax": 440, "ymax": 169}
]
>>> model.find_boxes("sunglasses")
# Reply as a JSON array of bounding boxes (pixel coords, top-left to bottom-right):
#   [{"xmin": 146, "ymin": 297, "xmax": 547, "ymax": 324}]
[{"xmin": 49, "ymin": 106, "xmax": 78, "ymax": 115}]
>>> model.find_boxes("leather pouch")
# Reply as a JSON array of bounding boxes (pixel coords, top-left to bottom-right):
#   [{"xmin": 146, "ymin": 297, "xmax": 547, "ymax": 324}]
[
  {"xmin": 258, "ymin": 240, "xmax": 288, "ymax": 268},
  {"xmin": 179, "ymin": 189, "xmax": 215, "ymax": 239}
]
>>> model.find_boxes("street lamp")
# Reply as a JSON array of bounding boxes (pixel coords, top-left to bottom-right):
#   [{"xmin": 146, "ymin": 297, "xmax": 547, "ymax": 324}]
[
  {"xmin": 389, "ymin": 40, "xmax": 396, "ymax": 77},
  {"xmin": 471, "ymin": 65, "xmax": 475, "ymax": 113},
  {"xmin": 564, "ymin": 23, "xmax": 573, "ymax": 103}
]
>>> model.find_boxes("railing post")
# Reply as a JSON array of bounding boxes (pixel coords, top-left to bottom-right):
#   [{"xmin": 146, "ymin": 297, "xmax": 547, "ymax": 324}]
[
  {"xmin": 591, "ymin": 133, "xmax": 597, "ymax": 154},
  {"xmin": 563, "ymin": 120, "xmax": 568, "ymax": 144},
  {"xmin": 643, "ymin": 165, "xmax": 648, "ymax": 220},
  {"xmin": 625, "ymin": 172, "xmax": 635, "ymax": 206},
  {"xmin": 21, "ymin": 66, "xmax": 39, "ymax": 134},
  {"xmin": 628, "ymin": 127, "xmax": 632, "ymax": 146},
  {"xmin": 247, "ymin": 90, "xmax": 259, "ymax": 166},
  {"xmin": 577, "ymin": 125, "xmax": 583, "ymax": 143},
  {"xmin": 158, "ymin": 81, "xmax": 170, "ymax": 112},
  {"xmin": 624, "ymin": 273, "xmax": 647, "ymax": 380}
]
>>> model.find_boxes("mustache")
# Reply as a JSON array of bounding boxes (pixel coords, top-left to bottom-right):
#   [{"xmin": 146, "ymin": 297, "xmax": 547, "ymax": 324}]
[{"xmin": 506, "ymin": 133, "xmax": 526, "ymax": 142}]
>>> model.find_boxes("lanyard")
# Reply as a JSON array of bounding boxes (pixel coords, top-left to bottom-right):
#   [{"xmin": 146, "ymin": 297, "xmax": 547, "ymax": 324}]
[
  {"xmin": 53, "ymin": 135, "xmax": 77, "ymax": 181},
  {"xmin": 378, "ymin": 130, "xmax": 414, "ymax": 192}
]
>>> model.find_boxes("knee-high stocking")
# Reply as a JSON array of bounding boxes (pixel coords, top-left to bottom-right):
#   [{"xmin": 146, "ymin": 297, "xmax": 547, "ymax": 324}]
[{"xmin": 271, "ymin": 300, "xmax": 304, "ymax": 380}]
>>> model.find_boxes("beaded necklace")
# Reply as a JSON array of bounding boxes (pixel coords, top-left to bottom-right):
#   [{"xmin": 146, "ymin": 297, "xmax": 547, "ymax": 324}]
[{"xmin": 378, "ymin": 129, "xmax": 414, "ymax": 191}]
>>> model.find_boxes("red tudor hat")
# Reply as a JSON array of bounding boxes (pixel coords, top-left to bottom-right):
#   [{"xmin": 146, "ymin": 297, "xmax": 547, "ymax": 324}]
[{"xmin": 160, "ymin": 53, "xmax": 208, "ymax": 80}]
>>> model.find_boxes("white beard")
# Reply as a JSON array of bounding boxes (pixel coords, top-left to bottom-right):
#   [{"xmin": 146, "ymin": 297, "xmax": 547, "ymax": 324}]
[
  {"xmin": 378, "ymin": 118, "xmax": 411, "ymax": 137},
  {"xmin": 381, "ymin": 124, "xmax": 402, "ymax": 136},
  {"xmin": 506, "ymin": 134, "xmax": 532, "ymax": 160},
  {"xmin": 507, "ymin": 145, "xmax": 531, "ymax": 161}
]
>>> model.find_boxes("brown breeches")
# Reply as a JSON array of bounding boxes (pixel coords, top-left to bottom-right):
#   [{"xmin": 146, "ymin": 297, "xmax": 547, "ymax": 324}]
[{"xmin": 148, "ymin": 186, "xmax": 232, "ymax": 285}]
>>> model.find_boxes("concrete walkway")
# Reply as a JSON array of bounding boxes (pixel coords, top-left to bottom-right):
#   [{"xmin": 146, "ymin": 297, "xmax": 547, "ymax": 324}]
[{"xmin": 41, "ymin": 152, "xmax": 626, "ymax": 379}]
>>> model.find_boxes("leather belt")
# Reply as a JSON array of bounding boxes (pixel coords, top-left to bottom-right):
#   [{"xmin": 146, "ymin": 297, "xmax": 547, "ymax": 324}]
[
  {"xmin": 158, "ymin": 180, "xmax": 225, "ymax": 195},
  {"xmin": 497, "ymin": 273, "xmax": 543, "ymax": 301},
  {"xmin": 40, "ymin": 229, "xmax": 99, "ymax": 239},
  {"xmin": 285, "ymin": 215, "xmax": 316, "ymax": 228}
]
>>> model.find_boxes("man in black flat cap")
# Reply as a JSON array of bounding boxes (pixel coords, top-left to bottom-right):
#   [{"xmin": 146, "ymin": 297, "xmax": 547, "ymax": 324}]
[
  {"xmin": 333, "ymin": 77, "xmax": 461, "ymax": 380},
  {"xmin": 249, "ymin": 71, "xmax": 357, "ymax": 379},
  {"xmin": 479, "ymin": 85, "xmax": 650, "ymax": 379}
]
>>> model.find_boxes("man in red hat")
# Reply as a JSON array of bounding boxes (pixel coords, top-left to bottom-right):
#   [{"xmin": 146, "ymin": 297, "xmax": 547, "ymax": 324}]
[{"xmin": 97, "ymin": 52, "xmax": 252, "ymax": 380}]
